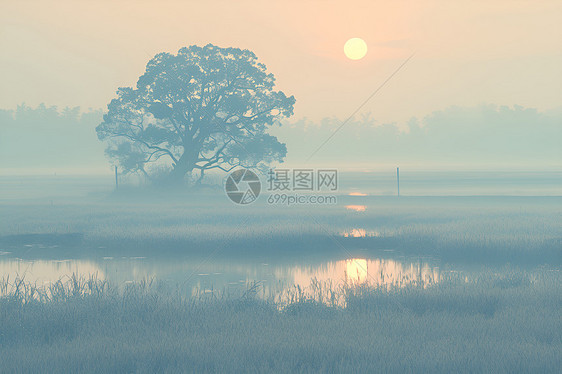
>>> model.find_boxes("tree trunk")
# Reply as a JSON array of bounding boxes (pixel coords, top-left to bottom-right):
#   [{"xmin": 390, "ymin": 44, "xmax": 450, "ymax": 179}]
[{"xmin": 168, "ymin": 147, "xmax": 198, "ymax": 185}]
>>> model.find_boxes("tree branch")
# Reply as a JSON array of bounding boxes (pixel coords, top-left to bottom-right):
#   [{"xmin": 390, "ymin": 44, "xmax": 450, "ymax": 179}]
[{"xmin": 109, "ymin": 133, "xmax": 179, "ymax": 164}]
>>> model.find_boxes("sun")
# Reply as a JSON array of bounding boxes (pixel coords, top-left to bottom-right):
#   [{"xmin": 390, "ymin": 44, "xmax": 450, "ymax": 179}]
[{"xmin": 344, "ymin": 38, "xmax": 367, "ymax": 60}]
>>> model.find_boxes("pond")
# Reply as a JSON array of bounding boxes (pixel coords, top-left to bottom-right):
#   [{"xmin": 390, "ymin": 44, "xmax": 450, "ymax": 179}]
[
  {"xmin": 0, "ymin": 248, "xmax": 471, "ymax": 307},
  {"xmin": 1, "ymin": 195, "xmax": 559, "ymax": 307},
  {"xmin": 0, "ymin": 243, "xmax": 446, "ymax": 301}
]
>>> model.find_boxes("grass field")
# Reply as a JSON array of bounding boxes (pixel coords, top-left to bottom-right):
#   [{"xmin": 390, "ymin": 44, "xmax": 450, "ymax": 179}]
[
  {"xmin": 0, "ymin": 269, "xmax": 560, "ymax": 373},
  {"xmin": 0, "ymin": 192, "xmax": 561, "ymax": 373},
  {"xmin": 1, "ymin": 194, "xmax": 561, "ymax": 266}
]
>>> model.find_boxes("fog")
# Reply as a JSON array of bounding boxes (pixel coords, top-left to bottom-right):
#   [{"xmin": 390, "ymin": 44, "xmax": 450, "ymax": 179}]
[
  {"xmin": 1, "ymin": 1, "xmax": 561, "ymax": 373},
  {"xmin": 2, "ymin": 103, "xmax": 561, "ymax": 175}
]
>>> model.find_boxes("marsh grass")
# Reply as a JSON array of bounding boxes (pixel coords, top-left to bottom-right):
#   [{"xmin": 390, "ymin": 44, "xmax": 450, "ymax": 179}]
[
  {"xmin": 1, "ymin": 271, "xmax": 560, "ymax": 373},
  {"xmin": 1, "ymin": 196, "xmax": 560, "ymax": 263},
  {"xmin": 0, "ymin": 196, "xmax": 560, "ymax": 372}
]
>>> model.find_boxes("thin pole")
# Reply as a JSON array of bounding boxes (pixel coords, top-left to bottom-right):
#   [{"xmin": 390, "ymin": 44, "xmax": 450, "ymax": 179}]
[
  {"xmin": 115, "ymin": 165, "xmax": 118, "ymax": 190},
  {"xmin": 397, "ymin": 167, "xmax": 400, "ymax": 197}
]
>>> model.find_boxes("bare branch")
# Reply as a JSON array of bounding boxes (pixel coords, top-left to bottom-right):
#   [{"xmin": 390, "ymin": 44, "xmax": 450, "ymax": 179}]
[{"xmin": 109, "ymin": 133, "xmax": 179, "ymax": 164}]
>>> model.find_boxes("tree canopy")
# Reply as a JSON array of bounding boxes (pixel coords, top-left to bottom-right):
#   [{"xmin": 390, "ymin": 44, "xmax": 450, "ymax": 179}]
[{"xmin": 96, "ymin": 44, "xmax": 295, "ymax": 184}]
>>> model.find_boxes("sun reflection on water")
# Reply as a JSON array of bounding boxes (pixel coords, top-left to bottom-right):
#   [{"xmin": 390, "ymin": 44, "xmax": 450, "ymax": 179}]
[
  {"xmin": 348, "ymin": 192, "xmax": 368, "ymax": 196},
  {"xmin": 276, "ymin": 257, "xmax": 439, "ymax": 307},
  {"xmin": 0, "ymin": 255, "xmax": 439, "ymax": 308},
  {"xmin": 342, "ymin": 228, "xmax": 382, "ymax": 237},
  {"xmin": 345, "ymin": 205, "xmax": 366, "ymax": 212}
]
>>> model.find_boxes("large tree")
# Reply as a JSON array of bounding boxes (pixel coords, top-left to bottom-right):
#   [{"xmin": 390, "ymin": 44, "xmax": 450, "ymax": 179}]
[{"xmin": 96, "ymin": 44, "xmax": 295, "ymax": 184}]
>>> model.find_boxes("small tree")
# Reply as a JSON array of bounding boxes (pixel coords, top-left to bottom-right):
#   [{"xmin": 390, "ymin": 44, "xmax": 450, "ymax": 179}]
[{"xmin": 96, "ymin": 44, "xmax": 295, "ymax": 184}]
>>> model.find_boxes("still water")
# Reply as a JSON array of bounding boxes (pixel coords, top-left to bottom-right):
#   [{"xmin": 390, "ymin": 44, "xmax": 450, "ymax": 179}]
[
  {"xmin": 0, "ymin": 250, "xmax": 441, "ymax": 306},
  {"xmin": 2, "ymin": 170, "xmax": 561, "ymax": 200}
]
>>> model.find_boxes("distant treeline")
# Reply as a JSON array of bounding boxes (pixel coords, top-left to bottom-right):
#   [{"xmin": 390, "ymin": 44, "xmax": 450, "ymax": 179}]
[
  {"xmin": 0, "ymin": 104, "xmax": 105, "ymax": 171},
  {"xmin": 1, "ymin": 103, "xmax": 561, "ymax": 172},
  {"xmin": 273, "ymin": 104, "xmax": 562, "ymax": 168}
]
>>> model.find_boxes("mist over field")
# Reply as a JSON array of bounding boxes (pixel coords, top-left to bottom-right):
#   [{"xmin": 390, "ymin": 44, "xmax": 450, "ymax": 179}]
[
  {"xmin": 1, "ymin": 0, "xmax": 561, "ymax": 373},
  {"xmin": 2, "ymin": 103, "xmax": 562, "ymax": 174}
]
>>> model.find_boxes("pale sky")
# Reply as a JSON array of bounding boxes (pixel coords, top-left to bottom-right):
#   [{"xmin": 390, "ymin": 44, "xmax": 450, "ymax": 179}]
[{"xmin": 1, "ymin": 0, "xmax": 561, "ymax": 124}]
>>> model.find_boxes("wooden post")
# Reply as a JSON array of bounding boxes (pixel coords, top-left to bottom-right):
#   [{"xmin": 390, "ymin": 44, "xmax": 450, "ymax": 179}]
[
  {"xmin": 397, "ymin": 167, "xmax": 400, "ymax": 197},
  {"xmin": 115, "ymin": 165, "xmax": 118, "ymax": 190}
]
